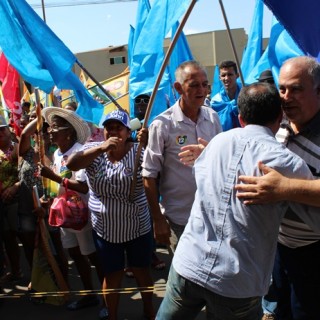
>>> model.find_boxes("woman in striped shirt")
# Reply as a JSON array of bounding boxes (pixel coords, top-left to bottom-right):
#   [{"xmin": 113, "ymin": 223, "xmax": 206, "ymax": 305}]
[{"xmin": 67, "ymin": 109, "xmax": 155, "ymax": 320}]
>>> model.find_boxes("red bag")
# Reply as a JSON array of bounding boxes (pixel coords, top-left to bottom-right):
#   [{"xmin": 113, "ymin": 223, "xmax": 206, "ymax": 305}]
[{"xmin": 49, "ymin": 179, "xmax": 88, "ymax": 230}]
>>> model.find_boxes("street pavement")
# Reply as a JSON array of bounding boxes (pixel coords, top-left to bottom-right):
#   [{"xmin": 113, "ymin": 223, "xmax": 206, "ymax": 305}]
[{"xmin": 0, "ymin": 245, "xmax": 205, "ymax": 320}]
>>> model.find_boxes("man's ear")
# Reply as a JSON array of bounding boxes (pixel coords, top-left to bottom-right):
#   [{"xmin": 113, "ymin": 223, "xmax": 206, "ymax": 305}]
[
  {"xmin": 238, "ymin": 114, "xmax": 246, "ymax": 128},
  {"xmin": 174, "ymin": 82, "xmax": 183, "ymax": 95}
]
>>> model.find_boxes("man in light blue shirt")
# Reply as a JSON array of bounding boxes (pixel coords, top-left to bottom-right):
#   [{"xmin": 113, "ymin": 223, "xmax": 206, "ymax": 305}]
[
  {"xmin": 210, "ymin": 60, "xmax": 242, "ymax": 131},
  {"xmin": 156, "ymin": 83, "xmax": 320, "ymax": 320}
]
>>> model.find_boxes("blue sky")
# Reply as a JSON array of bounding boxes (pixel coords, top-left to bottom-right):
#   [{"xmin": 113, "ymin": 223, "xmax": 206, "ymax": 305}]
[{"xmin": 26, "ymin": 0, "xmax": 273, "ymax": 54}]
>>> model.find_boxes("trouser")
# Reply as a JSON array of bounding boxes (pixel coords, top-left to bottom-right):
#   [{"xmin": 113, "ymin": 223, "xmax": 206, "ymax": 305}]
[
  {"xmin": 156, "ymin": 266, "xmax": 262, "ymax": 320},
  {"xmin": 272, "ymin": 241, "xmax": 320, "ymax": 320}
]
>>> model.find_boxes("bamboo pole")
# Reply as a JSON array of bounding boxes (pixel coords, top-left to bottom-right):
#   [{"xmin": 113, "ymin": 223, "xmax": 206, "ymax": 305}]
[
  {"xmin": 129, "ymin": 0, "xmax": 198, "ymax": 200},
  {"xmin": 33, "ymin": 90, "xmax": 70, "ymax": 297},
  {"xmin": 218, "ymin": 0, "xmax": 245, "ymax": 86}
]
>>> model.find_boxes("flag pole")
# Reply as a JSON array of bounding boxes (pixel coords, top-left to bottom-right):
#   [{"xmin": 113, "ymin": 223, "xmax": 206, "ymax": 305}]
[
  {"xmin": 129, "ymin": 0, "xmax": 198, "ymax": 200},
  {"xmin": 75, "ymin": 60, "xmax": 126, "ymax": 112},
  {"xmin": 41, "ymin": 0, "xmax": 46, "ymax": 23},
  {"xmin": 218, "ymin": 0, "xmax": 245, "ymax": 86}
]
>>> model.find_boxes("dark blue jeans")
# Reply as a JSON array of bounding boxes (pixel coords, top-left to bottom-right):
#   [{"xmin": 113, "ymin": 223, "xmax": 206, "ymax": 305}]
[
  {"xmin": 273, "ymin": 241, "xmax": 320, "ymax": 320},
  {"xmin": 156, "ymin": 266, "xmax": 262, "ymax": 320}
]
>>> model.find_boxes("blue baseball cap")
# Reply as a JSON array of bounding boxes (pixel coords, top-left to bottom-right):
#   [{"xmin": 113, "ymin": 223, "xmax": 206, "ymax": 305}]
[{"xmin": 101, "ymin": 109, "xmax": 131, "ymax": 129}]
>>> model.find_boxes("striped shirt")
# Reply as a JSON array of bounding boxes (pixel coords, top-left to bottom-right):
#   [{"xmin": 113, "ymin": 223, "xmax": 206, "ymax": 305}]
[
  {"xmin": 82, "ymin": 142, "xmax": 151, "ymax": 243},
  {"xmin": 276, "ymin": 112, "xmax": 320, "ymax": 248}
]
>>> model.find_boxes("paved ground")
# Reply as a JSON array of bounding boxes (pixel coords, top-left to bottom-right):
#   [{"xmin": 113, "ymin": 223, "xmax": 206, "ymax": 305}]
[{"xmin": 0, "ymin": 245, "xmax": 205, "ymax": 320}]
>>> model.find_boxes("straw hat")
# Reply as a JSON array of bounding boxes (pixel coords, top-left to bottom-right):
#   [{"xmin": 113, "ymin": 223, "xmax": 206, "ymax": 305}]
[{"xmin": 42, "ymin": 107, "xmax": 90, "ymax": 144}]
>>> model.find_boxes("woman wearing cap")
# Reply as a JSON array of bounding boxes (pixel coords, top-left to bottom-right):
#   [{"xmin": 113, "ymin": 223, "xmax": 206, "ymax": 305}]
[
  {"xmin": 67, "ymin": 109, "xmax": 155, "ymax": 320},
  {"xmin": 39, "ymin": 107, "xmax": 103, "ymax": 310}
]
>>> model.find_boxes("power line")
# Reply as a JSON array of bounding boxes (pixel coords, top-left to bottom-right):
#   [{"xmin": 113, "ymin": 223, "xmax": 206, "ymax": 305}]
[{"xmin": 29, "ymin": 0, "xmax": 137, "ymax": 9}]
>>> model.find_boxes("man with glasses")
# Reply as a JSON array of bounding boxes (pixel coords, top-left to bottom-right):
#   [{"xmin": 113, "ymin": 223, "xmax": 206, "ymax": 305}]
[{"xmin": 211, "ymin": 60, "xmax": 242, "ymax": 131}]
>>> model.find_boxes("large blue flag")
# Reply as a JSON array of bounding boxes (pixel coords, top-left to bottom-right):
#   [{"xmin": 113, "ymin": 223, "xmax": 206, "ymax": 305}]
[
  {"xmin": 129, "ymin": 0, "xmax": 193, "ymax": 122},
  {"xmin": 0, "ymin": 0, "xmax": 75, "ymax": 93},
  {"xmin": 245, "ymin": 18, "xmax": 304, "ymax": 86},
  {"xmin": 0, "ymin": 0, "xmax": 103, "ymax": 124},
  {"xmin": 263, "ymin": 0, "xmax": 320, "ymax": 57},
  {"xmin": 132, "ymin": 0, "xmax": 151, "ymax": 52},
  {"xmin": 241, "ymin": 0, "xmax": 263, "ymax": 82},
  {"xmin": 128, "ymin": 0, "xmax": 151, "ymax": 119}
]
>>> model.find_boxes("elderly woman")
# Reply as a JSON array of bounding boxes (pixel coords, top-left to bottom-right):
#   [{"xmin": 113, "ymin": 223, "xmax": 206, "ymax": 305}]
[
  {"xmin": 67, "ymin": 109, "xmax": 155, "ymax": 320},
  {"xmin": 39, "ymin": 107, "xmax": 102, "ymax": 310}
]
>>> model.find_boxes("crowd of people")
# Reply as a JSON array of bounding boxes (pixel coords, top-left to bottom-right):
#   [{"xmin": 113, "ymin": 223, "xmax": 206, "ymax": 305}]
[{"xmin": 1, "ymin": 56, "xmax": 320, "ymax": 320}]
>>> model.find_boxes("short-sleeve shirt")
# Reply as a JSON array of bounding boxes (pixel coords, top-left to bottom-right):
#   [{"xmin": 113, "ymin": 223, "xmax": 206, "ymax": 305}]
[{"xmin": 82, "ymin": 142, "xmax": 151, "ymax": 243}]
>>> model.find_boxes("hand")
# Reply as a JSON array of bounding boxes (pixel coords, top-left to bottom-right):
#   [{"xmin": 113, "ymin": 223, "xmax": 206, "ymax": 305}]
[
  {"xmin": 153, "ymin": 215, "xmax": 171, "ymax": 246},
  {"xmin": 38, "ymin": 163, "xmax": 56, "ymax": 180},
  {"xmin": 137, "ymin": 128, "xmax": 148, "ymax": 147},
  {"xmin": 178, "ymin": 137, "xmax": 208, "ymax": 166},
  {"xmin": 235, "ymin": 162, "xmax": 289, "ymax": 204},
  {"xmin": 101, "ymin": 137, "xmax": 122, "ymax": 153}
]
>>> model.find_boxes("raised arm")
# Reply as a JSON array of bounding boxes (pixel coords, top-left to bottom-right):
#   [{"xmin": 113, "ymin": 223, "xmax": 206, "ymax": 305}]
[
  {"xmin": 19, "ymin": 118, "xmax": 38, "ymax": 156},
  {"xmin": 67, "ymin": 137, "xmax": 120, "ymax": 171}
]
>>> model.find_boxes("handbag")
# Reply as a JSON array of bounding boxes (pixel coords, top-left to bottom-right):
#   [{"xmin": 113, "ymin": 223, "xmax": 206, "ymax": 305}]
[{"xmin": 48, "ymin": 179, "xmax": 88, "ymax": 230}]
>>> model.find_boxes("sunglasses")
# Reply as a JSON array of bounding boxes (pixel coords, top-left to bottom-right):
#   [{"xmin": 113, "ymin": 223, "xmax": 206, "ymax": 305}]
[
  {"xmin": 135, "ymin": 98, "xmax": 149, "ymax": 104},
  {"xmin": 47, "ymin": 126, "xmax": 70, "ymax": 133}
]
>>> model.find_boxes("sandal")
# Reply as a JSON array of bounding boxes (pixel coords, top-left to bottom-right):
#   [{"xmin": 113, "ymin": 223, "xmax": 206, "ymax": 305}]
[{"xmin": 67, "ymin": 295, "xmax": 100, "ymax": 311}]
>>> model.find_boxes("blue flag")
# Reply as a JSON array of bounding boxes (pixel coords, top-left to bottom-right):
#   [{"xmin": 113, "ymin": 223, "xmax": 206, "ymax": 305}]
[
  {"xmin": 0, "ymin": 0, "xmax": 75, "ymax": 93},
  {"xmin": 263, "ymin": 0, "xmax": 320, "ymax": 57},
  {"xmin": 128, "ymin": 0, "xmax": 151, "ymax": 119},
  {"xmin": 211, "ymin": 65, "xmax": 222, "ymax": 97},
  {"xmin": 245, "ymin": 17, "xmax": 304, "ymax": 86},
  {"xmin": 241, "ymin": 0, "xmax": 263, "ymax": 82},
  {"xmin": 129, "ymin": 0, "xmax": 193, "ymax": 122},
  {"xmin": 132, "ymin": 0, "xmax": 151, "ymax": 51},
  {"xmin": 268, "ymin": 22, "xmax": 304, "ymax": 85},
  {"xmin": 0, "ymin": 0, "xmax": 103, "ymax": 125}
]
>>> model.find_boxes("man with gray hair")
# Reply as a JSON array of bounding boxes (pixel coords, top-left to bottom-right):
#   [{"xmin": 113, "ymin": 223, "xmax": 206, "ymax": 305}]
[
  {"xmin": 142, "ymin": 60, "xmax": 222, "ymax": 252},
  {"xmin": 237, "ymin": 56, "xmax": 320, "ymax": 319}
]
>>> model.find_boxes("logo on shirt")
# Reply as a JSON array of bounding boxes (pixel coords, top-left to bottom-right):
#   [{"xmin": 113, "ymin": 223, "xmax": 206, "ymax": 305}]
[{"xmin": 176, "ymin": 135, "xmax": 187, "ymax": 145}]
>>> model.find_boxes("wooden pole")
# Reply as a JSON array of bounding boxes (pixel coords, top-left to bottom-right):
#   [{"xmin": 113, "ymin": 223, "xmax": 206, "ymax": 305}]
[
  {"xmin": 129, "ymin": 0, "xmax": 198, "ymax": 200},
  {"xmin": 218, "ymin": 0, "xmax": 245, "ymax": 86}
]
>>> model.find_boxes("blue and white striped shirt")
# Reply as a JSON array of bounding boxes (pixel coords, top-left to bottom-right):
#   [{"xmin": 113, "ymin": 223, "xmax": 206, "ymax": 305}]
[{"xmin": 82, "ymin": 142, "xmax": 151, "ymax": 243}]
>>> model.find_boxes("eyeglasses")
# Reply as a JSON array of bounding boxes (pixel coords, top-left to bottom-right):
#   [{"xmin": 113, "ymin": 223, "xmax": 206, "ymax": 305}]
[
  {"xmin": 134, "ymin": 98, "xmax": 149, "ymax": 104},
  {"xmin": 47, "ymin": 126, "xmax": 70, "ymax": 133}
]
